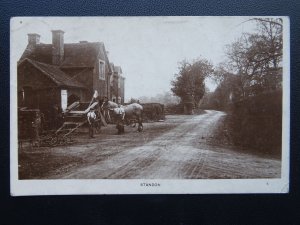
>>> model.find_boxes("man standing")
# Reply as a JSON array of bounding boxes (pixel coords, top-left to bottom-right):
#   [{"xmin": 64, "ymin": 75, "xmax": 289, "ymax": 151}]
[
  {"xmin": 87, "ymin": 108, "xmax": 97, "ymax": 138},
  {"xmin": 114, "ymin": 104, "xmax": 125, "ymax": 134},
  {"xmin": 52, "ymin": 103, "xmax": 63, "ymax": 129}
]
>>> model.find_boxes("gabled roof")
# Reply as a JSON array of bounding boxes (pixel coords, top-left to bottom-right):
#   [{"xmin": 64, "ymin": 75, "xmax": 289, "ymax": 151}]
[
  {"xmin": 19, "ymin": 58, "xmax": 87, "ymax": 89},
  {"xmin": 20, "ymin": 44, "xmax": 52, "ymax": 64},
  {"xmin": 61, "ymin": 43, "xmax": 101, "ymax": 68},
  {"xmin": 20, "ymin": 42, "xmax": 111, "ymax": 73},
  {"xmin": 113, "ymin": 66, "xmax": 122, "ymax": 74}
]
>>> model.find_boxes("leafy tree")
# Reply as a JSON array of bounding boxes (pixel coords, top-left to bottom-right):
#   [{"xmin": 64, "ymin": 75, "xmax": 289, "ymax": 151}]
[
  {"xmin": 201, "ymin": 65, "xmax": 242, "ymax": 110},
  {"xmin": 171, "ymin": 58, "xmax": 214, "ymax": 108},
  {"xmin": 203, "ymin": 18, "xmax": 284, "ymax": 154},
  {"xmin": 225, "ymin": 18, "xmax": 283, "ymax": 98},
  {"xmin": 129, "ymin": 98, "xmax": 139, "ymax": 103}
]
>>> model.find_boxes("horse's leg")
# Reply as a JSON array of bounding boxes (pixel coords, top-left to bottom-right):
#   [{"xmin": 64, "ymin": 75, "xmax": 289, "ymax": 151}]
[
  {"xmin": 137, "ymin": 111, "xmax": 143, "ymax": 132},
  {"xmin": 132, "ymin": 115, "xmax": 136, "ymax": 127},
  {"xmin": 107, "ymin": 110, "xmax": 111, "ymax": 123}
]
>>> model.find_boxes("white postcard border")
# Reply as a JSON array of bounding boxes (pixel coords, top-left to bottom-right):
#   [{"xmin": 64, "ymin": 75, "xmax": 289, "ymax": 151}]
[{"xmin": 10, "ymin": 16, "xmax": 290, "ymax": 195}]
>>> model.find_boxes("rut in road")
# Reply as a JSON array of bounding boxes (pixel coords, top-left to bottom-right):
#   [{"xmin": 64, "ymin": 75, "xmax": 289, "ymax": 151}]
[{"xmin": 58, "ymin": 110, "xmax": 281, "ymax": 179}]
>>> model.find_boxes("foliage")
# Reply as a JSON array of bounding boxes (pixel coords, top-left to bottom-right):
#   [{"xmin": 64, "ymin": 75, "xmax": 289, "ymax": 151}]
[
  {"xmin": 202, "ymin": 18, "xmax": 283, "ymax": 111},
  {"xmin": 204, "ymin": 75, "xmax": 241, "ymax": 110},
  {"xmin": 128, "ymin": 98, "xmax": 139, "ymax": 103},
  {"xmin": 228, "ymin": 90, "xmax": 282, "ymax": 155},
  {"xmin": 201, "ymin": 18, "xmax": 284, "ymax": 153},
  {"xmin": 225, "ymin": 18, "xmax": 283, "ymax": 98},
  {"xmin": 171, "ymin": 58, "xmax": 214, "ymax": 108}
]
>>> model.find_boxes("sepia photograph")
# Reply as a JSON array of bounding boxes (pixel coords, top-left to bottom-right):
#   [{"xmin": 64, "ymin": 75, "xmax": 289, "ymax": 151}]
[{"xmin": 10, "ymin": 16, "xmax": 290, "ymax": 195}]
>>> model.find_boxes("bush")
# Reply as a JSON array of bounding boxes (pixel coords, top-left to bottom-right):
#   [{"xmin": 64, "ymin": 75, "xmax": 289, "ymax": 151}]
[
  {"xmin": 228, "ymin": 90, "xmax": 282, "ymax": 156},
  {"xmin": 165, "ymin": 103, "xmax": 184, "ymax": 115}
]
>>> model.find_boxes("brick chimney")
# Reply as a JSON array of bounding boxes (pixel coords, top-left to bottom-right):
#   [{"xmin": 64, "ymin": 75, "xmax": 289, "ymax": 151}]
[
  {"xmin": 51, "ymin": 30, "xmax": 64, "ymax": 65},
  {"xmin": 27, "ymin": 33, "xmax": 40, "ymax": 46}
]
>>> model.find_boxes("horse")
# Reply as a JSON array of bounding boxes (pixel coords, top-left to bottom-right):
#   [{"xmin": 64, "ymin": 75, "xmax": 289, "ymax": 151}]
[{"xmin": 102, "ymin": 100, "xmax": 143, "ymax": 132}]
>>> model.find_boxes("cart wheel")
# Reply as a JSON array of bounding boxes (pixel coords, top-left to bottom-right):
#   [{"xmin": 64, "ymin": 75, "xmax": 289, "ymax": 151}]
[
  {"xmin": 138, "ymin": 124, "xmax": 143, "ymax": 132},
  {"xmin": 67, "ymin": 136, "xmax": 74, "ymax": 144},
  {"xmin": 49, "ymin": 136, "xmax": 58, "ymax": 146},
  {"xmin": 59, "ymin": 137, "xmax": 65, "ymax": 145},
  {"xmin": 63, "ymin": 136, "xmax": 73, "ymax": 145},
  {"xmin": 58, "ymin": 137, "xmax": 65, "ymax": 145}
]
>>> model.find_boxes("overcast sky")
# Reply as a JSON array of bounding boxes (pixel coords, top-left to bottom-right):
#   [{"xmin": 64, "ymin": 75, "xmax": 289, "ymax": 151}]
[{"xmin": 11, "ymin": 17, "xmax": 257, "ymax": 100}]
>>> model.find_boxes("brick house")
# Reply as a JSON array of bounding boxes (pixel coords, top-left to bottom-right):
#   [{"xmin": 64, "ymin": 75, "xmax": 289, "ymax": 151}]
[
  {"xmin": 109, "ymin": 64, "xmax": 125, "ymax": 104},
  {"xmin": 18, "ymin": 30, "xmax": 125, "ymax": 117}
]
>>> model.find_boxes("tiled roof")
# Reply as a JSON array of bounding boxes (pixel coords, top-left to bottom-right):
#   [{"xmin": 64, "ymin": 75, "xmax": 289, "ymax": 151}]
[
  {"xmin": 61, "ymin": 43, "xmax": 101, "ymax": 68},
  {"xmin": 113, "ymin": 66, "xmax": 122, "ymax": 74},
  {"xmin": 20, "ymin": 42, "xmax": 111, "ymax": 71},
  {"xmin": 20, "ymin": 58, "xmax": 87, "ymax": 89},
  {"xmin": 20, "ymin": 44, "xmax": 52, "ymax": 64}
]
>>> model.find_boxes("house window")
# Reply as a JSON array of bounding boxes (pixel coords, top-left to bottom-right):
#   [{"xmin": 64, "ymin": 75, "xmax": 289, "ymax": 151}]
[
  {"xmin": 99, "ymin": 60, "xmax": 105, "ymax": 80},
  {"xmin": 118, "ymin": 77, "xmax": 121, "ymax": 88}
]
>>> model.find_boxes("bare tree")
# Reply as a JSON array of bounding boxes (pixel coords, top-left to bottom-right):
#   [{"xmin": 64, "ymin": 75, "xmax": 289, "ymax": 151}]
[{"xmin": 225, "ymin": 18, "xmax": 283, "ymax": 98}]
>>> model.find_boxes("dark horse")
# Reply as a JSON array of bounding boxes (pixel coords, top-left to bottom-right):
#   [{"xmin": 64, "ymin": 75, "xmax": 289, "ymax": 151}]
[{"xmin": 102, "ymin": 100, "xmax": 143, "ymax": 132}]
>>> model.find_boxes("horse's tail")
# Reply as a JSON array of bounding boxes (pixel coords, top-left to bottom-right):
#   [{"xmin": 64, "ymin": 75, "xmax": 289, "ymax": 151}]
[
  {"xmin": 140, "ymin": 108, "xmax": 143, "ymax": 122},
  {"xmin": 139, "ymin": 104, "xmax": 143, "ymax": 111}
]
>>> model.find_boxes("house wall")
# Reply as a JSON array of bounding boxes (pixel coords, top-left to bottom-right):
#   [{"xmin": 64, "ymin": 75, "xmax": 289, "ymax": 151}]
[
  {"xmin": 18, "ymin": 86, "xmax": 61, "ymax": 114},
  {"xmin": 36, "ymin": 88, "xmax": 61, "ymax": 113},
  {"xmin": 94, "ymin": 52, "xmax": 112, "ymax": 99},
  {"xmin": 62, "ymin": 63, "xmax": 110, "ymax": 101},
  {"xmin": 110, "ymin": 72, "xmax": 125, "ymax": 104},
  {"xmin": 62, "ymin": 67, "xmax": 92, "ymax": 102},
  {"xmin": 111, "ymin": 73, "xmax": 119, "ymax": 101},
  {"xmin": 93, "ymin": 62, "xmax": 106, "ymax": 98},
  {"xmin": 104, "ymin": 64, "xmax": 111, "ymax": 99},
  {"xmin": 120, "ymin": 77, "xmax": 125, "ymax": 104}
]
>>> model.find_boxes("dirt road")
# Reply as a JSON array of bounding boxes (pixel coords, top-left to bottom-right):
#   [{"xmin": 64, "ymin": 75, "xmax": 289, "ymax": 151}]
[{"xmin": 41, "ymin": 110, "xmax": 280, "ymax": 179}]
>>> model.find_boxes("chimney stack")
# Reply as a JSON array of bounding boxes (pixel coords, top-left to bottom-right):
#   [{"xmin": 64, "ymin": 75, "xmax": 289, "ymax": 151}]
[
  {"xmin": 28, "ymin": 33, "xmax": 40, "ymax": 46},
  {"xmin": 51, "ymin": 30, "xmax": 64, "ymax": 65}
]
